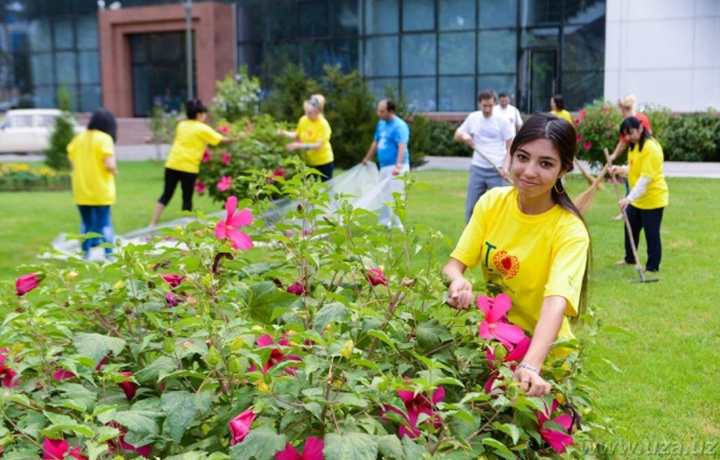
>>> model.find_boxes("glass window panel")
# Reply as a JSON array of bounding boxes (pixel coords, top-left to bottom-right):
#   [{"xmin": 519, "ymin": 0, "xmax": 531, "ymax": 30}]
[
  {"xmin": 564, "ymin": 0, "xmax": 605, "ymax": 24},
  {"xmin": 365, "ymin": 0, "xmax": 399, "ymax": 34},
  {"xmin": 265, "ymin": 43, "xmax": 298, "ymax": 77},
  {"xmin": 439, "ymin": 32, "xmax": 475, "ymax": 75},
  {"xmin": 80, "ymin": 85, "xmax": 102, "ymax": 113},
  {"xmin": 56, "ymin": 51, "xmax": 77, "ymax": 85},
  {"xmin": 401, "ymin": 33, "xmax": 435, "ymax": 76},
  {"xmin": 368, "ymin": 77, "xmax": 399, "ymax": 100},
  {"xmin": 520, "ymin": 27, "xmax": 558, "ymax": 48},
  {"xmin": 76, "ymin": 15, "xmax": 98, "ymax": 50},
  {"xmin": 402, "ymin": 77, "xmax": 436, "ymax": 112},
  {"xmin": 333, "ymin": 40, "xmax": 360, "ymax": 72},
  {"xmin": 237, "ymin": 6, "xmax": 263, "ymax": 42},
  {"xmin": 480, "ymin": 0, "xmax": 517, "ymax": 28},
  {"xmin": 439, "ymin": 76, "xmax": 475, "ymax": 111},
  {"xmin": 439, "ymin": 0, "xmax": 476, "ymax": 31},
  {"xmin": 299, "ymin": 1, "xmax": 329, "ymax": 38},
  {"xmin": 150, "ymin": 33, "xmax": 184, "ymax": 62},
  {"xmin": 478, "ymin": 29, "xmax": 516, "ymax": 74},
  {"xmin": 520, "ymin": 0, "xmax": 560, "ymax": 27},
  {"xmin": 477, "ymin": 74, "xmax": 515, "ymax": 99},
  {"xmin": 364, "ymin": 36, "xmax": 398, "ymax": 77},
  {"xmin": 238, "ymin": 44, "xmax": 263, "ymax": 77},
  {"xmin": 299, "ymin": 40, "xmax": 332, "ymax": 77},
  {"xmin": 561, "ymin": 71, "xmax": 602, "ymax": 110},
  {"xmin": 30, "ymin": 53, "xmax": 53, "ymax": 86},
  {"xmin": 79, "ymin": 51, "xmax": 99, "ymax": 84},
  {"xmin": 403, "ymin": 0, "xmax": 434, "ymax": 32},
  {"xmin": 267, "ymin": 2, "xmax": 297, "ymax": 41},
  {"xmin": 334, "ymin": 0, "xmax": 361, "ymax": 36},
  {"xmin": 53, "ymin": 18, "xmax": 73, "ymax": 49},
  {"xmin": 562, "ymin": 20, "xmax": 605, "ymax": 71},
  {"xmin": 130, "ymin": 35, "xmax": 148, "ymax": 64},
  {"xmin": 33, "ymin": 86, "xmax": 54, "ymax": 108},
  {"xmin": 29, "ymin": 19, "xmax": 52, "ymax": 52}
]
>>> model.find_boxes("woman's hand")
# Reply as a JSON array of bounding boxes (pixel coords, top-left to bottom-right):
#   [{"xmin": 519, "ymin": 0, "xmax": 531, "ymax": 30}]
[
  {"xmin": 446, "ymin": 276, "xmax": 474, "ymax": 309},
  {"xmin": 285, "ymin": 142, "xmax": 300, "ymax": 152},
  {"xmin": 618, "ymin": 197, "xmax": 631, "ymax": 210},
  {"xmin": 512, "ymin": 365, "xmax": 551, "ymax": 397},
  {"xmin": 609, "ymin": 165, "xmax": 626, "ymax": 176}
]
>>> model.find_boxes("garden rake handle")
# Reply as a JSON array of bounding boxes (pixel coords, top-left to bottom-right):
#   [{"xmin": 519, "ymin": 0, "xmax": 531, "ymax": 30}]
[
  {"xmin": 604, "ymin": 148, "xmax": 646, "ymax": 280},
  {"xmin": 473, "ymin": 146, "xmax": 512, "ymax": 184}
]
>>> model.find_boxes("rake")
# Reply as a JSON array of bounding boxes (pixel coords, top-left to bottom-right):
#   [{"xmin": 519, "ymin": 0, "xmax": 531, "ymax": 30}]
[
  {"xmin": 573, "ymin": 160, "xmax": 610, "ymax": 214},
  {"xmin": 574, "ymin": 158, "xmax": 606, "ymax": 190},
  {"xmin": 473, "ymin": 146, "xmax": 513, "ymax": 185},
  {"xmin": 604, "ymin": 150, "xmax": 659, "ymax": 283}
]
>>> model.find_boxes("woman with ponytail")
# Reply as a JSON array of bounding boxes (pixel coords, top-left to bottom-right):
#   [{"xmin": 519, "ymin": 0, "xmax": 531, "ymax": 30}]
[{"xmin": 442, "ymin": 113, "xmax": 590, "ymax": 397}]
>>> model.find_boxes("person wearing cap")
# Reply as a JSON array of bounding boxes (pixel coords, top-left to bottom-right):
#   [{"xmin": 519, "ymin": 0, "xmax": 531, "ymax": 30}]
[
  {"xmin": 149, "ymin": 99, "xmax": 239, "ymax": 227},
  {"xmin": 276, "ymin": 94, "xmax": 335, "ymax": 181}
]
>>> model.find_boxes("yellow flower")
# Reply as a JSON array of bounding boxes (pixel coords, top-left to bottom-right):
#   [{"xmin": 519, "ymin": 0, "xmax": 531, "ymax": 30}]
[
  {"xmin": 66, "ymin": 270, "xmax": 79, "ymax": 281},
  {"xmin": 340, "ymin": 339, "xmax": 354, "ymax": 358},
  {"xmin": 256, "ymin": 380, "xmax": 270, "ymax": 394},
  {"xmin": 113, "ymin": 280, "xmax": 124, "ymax": 290}
]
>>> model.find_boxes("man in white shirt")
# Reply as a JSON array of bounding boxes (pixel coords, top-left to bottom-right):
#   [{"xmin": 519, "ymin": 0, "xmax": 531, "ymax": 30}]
[
  {"xmin": 494, "ymin": 92, "xmax": 523, "ymax": 135},
  {"xmin": 454, "ymin": 89, "xmax": 514, "ymax": 222}
]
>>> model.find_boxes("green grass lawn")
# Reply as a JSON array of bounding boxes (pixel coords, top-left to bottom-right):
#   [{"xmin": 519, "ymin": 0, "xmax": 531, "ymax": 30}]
[{"xmin": 2, "ymin": 161, "xmax": 719, "ymax": 453}]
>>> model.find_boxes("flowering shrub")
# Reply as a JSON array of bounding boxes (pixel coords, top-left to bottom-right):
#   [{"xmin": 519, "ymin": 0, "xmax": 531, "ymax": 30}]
[
  {"xmin": 212, "ymin": 66, "xmax": 262, "ymax": 122},
  {"xmin": 0, "ymin": 163, "xmax": 71, "ymax": 192},
  {"xmin": 573, "ymin": 100, "xmax": 622, "ymax": 166},
  {"xmin": 0, "ymin": 167, "xmax": 615, "ymax": 459}
]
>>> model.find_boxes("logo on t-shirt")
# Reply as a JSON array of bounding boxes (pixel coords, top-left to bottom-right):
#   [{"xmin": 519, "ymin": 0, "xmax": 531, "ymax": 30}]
[
  {"xmin": 493, "ymin": 250, "xmax": 519, "ymax": 280},
  {"xmin": 307, "ymin": 130, "xmax": 314, "ymax": 137}
]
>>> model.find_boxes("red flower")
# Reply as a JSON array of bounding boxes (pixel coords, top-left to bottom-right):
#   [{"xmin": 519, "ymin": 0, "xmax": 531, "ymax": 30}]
[
  {"xmin": 16, "ymin": 272, "xmax": 43, "ymax": 296},
  {"xmin": 229, "ymin": 408, "xmax": 257, "ymax": 445},
  {"xmin": 161, "ymin": 274, "xmax": 184, "ymax": 289},
  {"xmin": 250, "ymin": 334, "xmax": 301, "ymax": 375},
  {"xmin": 43, "ymin": 438, "xmax": 86, "ymax": 460},
  {"xmin": 483, "ymin": 336, "xmax": 531, "ymax": 393},
  {"xmin": 366, "ymin": 268, "xmax": 387, "ymax": 286},
  {"xmin": 583, "ymin": 140, "xmax": 592, "ymax": 150},
  {"xmin": 384, "ymin": 384, "xmax": 445, "ymax": 439},
  {"xmin": 202, "ymin": 149, "xmax": 211, "ymax": 163},
  {"xmin": 107, "ymin": 422, "xmax": 151, "ymax": 457},
  {"xmin": 275, "ymin": 437, "xmax": 325, "ymax": 460},
  {"xmin": 267, "ymin": 168, "xmax": 286, "ymax": 184},
  {"xmin": 217, "ymin": 176, "xmax": 233, "ymax": 192},
  {"xmin": 215, "ymin": 196, "xmax": 253, "ymax": 250},
  {"xmin": 221, "ymin": 152, "xmax": 232, "ymax": 165},
  {"xmin": 165, "ymin": 291, "xmax": 182, "ymax": 307},
  {"xmin": 0, "ymin": 348, "xmax": 18, "ymax": 388},
  {"xmin": 217, "ymin": 124, "xmax": 230, "ymax": 134},
  {"xmin": 576, "ymin": 133, "xmax": 582, "ymax": 141},
  {"xmin": 477, "ymin": 294, "xmax": 526, "ymax": 349},
  {"xmin": 52, "ymin": 369, "xmax": 76, "ymax": 381},
  {"xmin": 118, "ymin": 371, "xmax": 137, "ymax": 400},
  {"xmin": 287, "ymin": 281, "xmax": 307, "ymax": 296},
  {"xmin": 195, "ymin": 180, "xmax": 206, "ymax": 194},
  {"xmin": 579, "ymin": 108, "xmax": 586, "ymax": 119},
  {"xmin": 538, "ymin": 400, "xmax": 574, "ymax": 452}
]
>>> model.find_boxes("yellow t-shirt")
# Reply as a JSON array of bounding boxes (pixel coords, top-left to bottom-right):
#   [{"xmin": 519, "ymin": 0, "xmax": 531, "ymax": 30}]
[
  {"xmin": 450, "ymin": 187, "xmax": 589, "ymax": 340},
  {"xmin": 628, "ymin": 137, "xmax": 669, "ymax": 209},
  {"xmin": 165, "ymin": 120, "xmax": 224, "ymax": 173},
  {"xmin": 295, "ymin": 115, "xmax": 334, "ymax": 166},
  {"xmin": 67, "ymin": 130, "xmax": 116, "ymax": 205},
  {"xmin": 550, "ymin": 109, "xmax": 573, "ymax": 124}
]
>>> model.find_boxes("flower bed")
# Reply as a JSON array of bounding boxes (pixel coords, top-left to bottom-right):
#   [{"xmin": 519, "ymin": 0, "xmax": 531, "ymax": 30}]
[{"xmin": 0, "ymin": 162, "xmax": 71, "ymax": 192}]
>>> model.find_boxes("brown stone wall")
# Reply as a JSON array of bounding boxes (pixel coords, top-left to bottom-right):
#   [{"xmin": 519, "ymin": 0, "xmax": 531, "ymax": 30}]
[{"xmin": 98, "ymin": 2, "xmax": 236, "ymax": 118}]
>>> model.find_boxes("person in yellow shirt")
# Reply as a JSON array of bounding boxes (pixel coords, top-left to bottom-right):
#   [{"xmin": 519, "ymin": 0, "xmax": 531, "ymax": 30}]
[
  {"xmin": 149, "ymin": 99, "xmax": 238, "ymax": 226},
  {"xmin": 67, "ymin": 108, "xmax": 118, "ymax": 259},
  {"xmin": 610, "ymin": 116, "xmax": 668, "ymax": 272},
  {"xmin": 277, "ymin": 94, "xmax": 334, "ymax": 181},
  {"xmin": 442, "ymin": 113, "xmax": 590, "ymax": 398},
  {"xmin": 549, "ymin": 94, "xmax": 573, "ymax": 124}
]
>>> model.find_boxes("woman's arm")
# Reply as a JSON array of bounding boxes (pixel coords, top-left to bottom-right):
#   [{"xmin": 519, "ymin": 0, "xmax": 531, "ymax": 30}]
[
  {"xmin": 442, "ymin": 258, "xmax": 474, "ymax": 310},
  {"xmin": 608, "ymin": 139, "xmax": 627, "ymax": 162},
  {"xmin": 276, "ymin": 129, "xmax": 300, "ymax": 141},
  {"xmin": 512, "ymin": 295, "xmax": 566, "ymax": 397},
  {"xmin": 104, "ymin": 155, "xmax": 118, "ymax": 177},
  {"xmin": 284, "ymin": 140, "xmax": 324, "ymax": 152}
]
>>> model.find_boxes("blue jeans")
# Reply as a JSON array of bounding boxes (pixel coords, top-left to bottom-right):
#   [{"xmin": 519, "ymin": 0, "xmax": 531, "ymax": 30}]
[
  {"xmin": 78, "ymin": 205, "xmax": 114, "ymax": 257},
  {"xmin": 465, "ymin": 165, "xmax": 508, "ymax": 222},
  {"xmin": 622, "ymin": 205, "xmax": 664, "ymax": 271}
]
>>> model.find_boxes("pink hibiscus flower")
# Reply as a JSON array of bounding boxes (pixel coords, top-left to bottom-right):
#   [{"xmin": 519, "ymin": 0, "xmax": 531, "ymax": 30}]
[
  {"xmin": 287, "ymin": 281, "xmax": 307, "ymax": 296},
  {"xmin": 267, "ymin": 168, "xmax": 286, "ymax": 184},
  {"xmin": 483, "ymin": 335, "xmax": 532, "ymax": 393},
  {"xmin": 383, "ymin": 385, "xmax": 445, "ymax": 439},
  {"xmin": 229, "ymin": 408, "xmax": 257, "ymax": 445},
  {"xmin": 583, "ymin": 140, "xmax": 592, "ymax": 150},
  {"xmin": 16, "ymin": 272, "xmax": 43, "ymax": 296},
  {"xmin": 275, "ymin": 437, "xmax": 324, "ymax": 460},
  {"xmin": 221, "ymin": 152, "xmax": 232, "ymax": 165},
  {"xmin": 215, "ymin": 196, "xmax": 253, "ymax": 250},
  {"xmin": 43, "ymin": 438, "xmax": 86, "ymax": 460},
  {"xmin": 217, "ymin": 124, "xmax": 230, "ymax": 134},
  {"xmin": 202, "ymin": 149, "xmax": 212, "ymax": 163},
  {"xmin": 538, "ymin": 400, "xmax": 574, "ymax": 452},
  {"xmin": 106, "ymin": 422, "xmax": 151, "ymax": 457},
  {"xmin": 52, "ymin": 369, "xmax": 76, "ymax": 381},
  {"xmin": 366, "ymin": 268, "xmax": 387, "ymax": 286},
  {"xmin": 118, "ymin": 371, "xmax": 138, "ymax": 400},
  {"xmin": 0, "ymin": 348, "xmax": 19, "ymax": 388},
  {"xmin": 217, "ymin": 176, "xmax": 233, "ymax": 192},
  {"xmin": 195, "ymin": 180, "xmax": 206, "ymax": 194},
  {"xmin": 250, "ymin": 334, "xmax": 301, "ymax": 375},
  {"xmin": 477, "ymin": 294, "xmax": 526, "ymax": 349},
  {"xmin": 578, "ymin": 108, "xmax": 586, "ymax": 119},
  {"xmin": 161, "ymin": 274, "xmax": 184, "ymax": 289}
]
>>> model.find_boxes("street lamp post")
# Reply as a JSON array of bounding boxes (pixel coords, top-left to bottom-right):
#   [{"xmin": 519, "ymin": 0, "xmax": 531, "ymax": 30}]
[{"xmin": 184, "ymin": 0, "xmax": 193, "ymax": 100}]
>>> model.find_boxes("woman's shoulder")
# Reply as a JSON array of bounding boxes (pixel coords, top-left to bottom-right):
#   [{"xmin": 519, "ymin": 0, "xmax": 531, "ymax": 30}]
[{"xmin": 556, "ymin": 208, "xmax": 590, "ymax": 240}]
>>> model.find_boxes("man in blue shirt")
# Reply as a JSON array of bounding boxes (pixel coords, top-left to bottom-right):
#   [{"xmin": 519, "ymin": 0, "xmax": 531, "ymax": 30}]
[{"xmin": 362, "ymin": 99, "xmax": 411, "ymax": 229}]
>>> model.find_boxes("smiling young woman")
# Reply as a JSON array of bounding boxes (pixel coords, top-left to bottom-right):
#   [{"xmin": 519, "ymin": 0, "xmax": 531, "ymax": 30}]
[{"xmin": 442, "ymin": 113, "xmax": 590, "ymax": 397}]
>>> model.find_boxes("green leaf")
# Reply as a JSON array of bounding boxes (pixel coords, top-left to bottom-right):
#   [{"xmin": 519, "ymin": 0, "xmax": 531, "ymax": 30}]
[
  {"xmin": 42, "ymin": 412, "xmax": 95, "ymax": 438},
  {"xmin": 401, "ymin": 436, "xmax": 430, "ymax": 459},
  {"xmin": 377, "ymin": 435, "xmax": 404, "ymax": 459},
  {"xmin": 161, "ymin": 391, "xmax": 213, "ymax": 446},
  {"xmin": 114, "ymin": 410, "xmax": 159, "ymax": 446},
  {"xmin": 324, "ymin": 432, "xmax": 378, "ymax": 460},
  {"xmin": 367, "ymin": 330, "xmax": 397, "ymax": 351},
  {"xmin": 482, "ymin": 437, "xmax": 517, "ymax": 460},
  {"xmin": 229, "ymin": 426, "xmax": 286, "ymax": 460},
  {"xmin": 416, "ymin": 319, "xmax": 452, "ymax": 351},
  {"xmin": 135, "ymin": 355, "xmax": 177, "ymax": 384},
  {"xmin": 50, "ymin": 383, "xmax": 97, "ymax": 413},
  {"xmin": 72, "ymin": 332, "xmax": 126, "ymax": 365},
  {"xmin": 492, "ymin": 422, "xmax": 521, "ymax": 445},
  {"xmin": 248, "ymin": 281, "xmax": 299, "ymax": 324},
  {"xmin": 86, "ymin": 441, "xmax": 110, "ymax": 460},
  {"xmin": 314, "ymin": 302, "xmax": 351, "ymax": 331}
]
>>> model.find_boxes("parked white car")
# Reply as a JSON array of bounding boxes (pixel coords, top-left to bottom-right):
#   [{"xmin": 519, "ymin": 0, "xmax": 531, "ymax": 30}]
[{"xmin": 0, "ymin": 109, "xmax": 85, "ymax": 154}]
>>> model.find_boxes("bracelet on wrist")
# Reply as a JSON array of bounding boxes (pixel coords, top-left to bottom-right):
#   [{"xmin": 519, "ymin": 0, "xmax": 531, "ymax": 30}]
[
  {"xmin": 305, "ymin": 144, "xmax": 310, "ymax": 151},
  {"xmin": 518, "ymin": 362, "xmax": 541, "ymax": 375}
]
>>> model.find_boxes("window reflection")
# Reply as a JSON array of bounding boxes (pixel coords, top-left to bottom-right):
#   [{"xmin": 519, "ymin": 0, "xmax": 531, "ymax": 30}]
[
  {"xmin": 403, "ymin": 0, "xmax": 434, "ymax": 32},
  {"xmin": 402, "ymin": 33, "xmax": 436, "ymax": 76},
  {"xmin": 402, "ymin": 77, "xmax": 436, "ymax": 111},
  {"xmin": 365, "ymin": 36, "xmax": 399, "ymax": 77},
  {"xmin": 440, "ymin": 32, "xmax": 475, "ymax": 75},
  {"xmin": 365, "ymin": 0, "xmax": 399, "ymax": 34},
  {"xmin": 481, "ymin": 0, "xmax": 517, "ymax": 28},
  {"xmin": 478, "ymin": 29, "xmax": 516, "ymax": 74},
  {"xmin": 439, "ymin": 0, "xmax": 476, "ymax": 31},
  {"xmin": 439, "ymin": 76, "xmax": 475, "ymax": 111}
]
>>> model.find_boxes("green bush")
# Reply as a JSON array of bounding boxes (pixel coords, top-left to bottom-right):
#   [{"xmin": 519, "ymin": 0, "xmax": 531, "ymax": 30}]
[
  {"xmin": 426, "ymin": 119, "xmax": 471, "ymax": 157},
  {"xmin": 261, "ymin": 64, "xmax": 320, "ymax": 123},
  {"xmin": 663, "ymin": 109, "xmax": 720, "ymax": 162},
  {"xmin": 212, "ymin": 66, "xmax": 262, "ymax": 122},
  {"xmin": 573, "ymin": 100, "xmax": 622, "ymax": 166},
  {"xmin": 148, "ymin": 106, "xmax": 181, "ymax": 160},
  {"xmin": 1, "ymin": 167, "xmax": 614, "ymax": 459},
  {"xmin": 43, "ymin": 113, "xmax": 76, "ymax": 172}
]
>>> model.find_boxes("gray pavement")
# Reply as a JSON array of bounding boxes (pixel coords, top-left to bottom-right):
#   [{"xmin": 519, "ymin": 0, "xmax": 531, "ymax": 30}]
[{"xmin": 2, "ymin": 144, "xmax": 720, "ymax": 178}]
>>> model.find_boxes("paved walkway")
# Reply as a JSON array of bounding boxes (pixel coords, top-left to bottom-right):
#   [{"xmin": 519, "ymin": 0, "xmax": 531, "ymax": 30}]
[{"xmin": 3, "ymin": 145, "xmax": 720, "ymax": 178}]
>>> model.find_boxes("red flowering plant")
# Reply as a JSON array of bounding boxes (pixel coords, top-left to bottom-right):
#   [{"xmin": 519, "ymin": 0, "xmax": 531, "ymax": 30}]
[
  {"xmin": 0, "ymin": 157, "xmax": 614, "ymax": 458},
  {"xmin": 574, "ymin": 99, "xmax": 624, "ymax": 166}
]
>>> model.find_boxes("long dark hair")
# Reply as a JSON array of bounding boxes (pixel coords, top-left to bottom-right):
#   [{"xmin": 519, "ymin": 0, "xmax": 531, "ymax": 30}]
[
  {"xmin": 510, "ymin": 113, "xmax": 590, "ymax": 320},
  {"xmin": 87, "ymin": 108, "xmax": 117, "ymax": 142},
  {"xmin": 620, "ymin": 116, "xmax": 652, "ymax": 151},
  {"xmin": 552, "ymin": 94, "xmax": 566, "ymax": 110}
]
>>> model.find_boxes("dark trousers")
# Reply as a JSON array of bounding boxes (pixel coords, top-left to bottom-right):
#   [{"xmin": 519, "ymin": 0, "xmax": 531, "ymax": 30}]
[
  {"xmin": 623, "ymin": 205, "xmax": 664, "ymax": 271},
  {"xmin": 158, "ymin": 168, "xmax": 198, "ymax": 211},
  {"xmin": 311, "ymin": 162, "xmax": 334, "ymax": 182},
  {"xmin": 78, "ymin": 205, "xmax": 113, "ymax": 256}
]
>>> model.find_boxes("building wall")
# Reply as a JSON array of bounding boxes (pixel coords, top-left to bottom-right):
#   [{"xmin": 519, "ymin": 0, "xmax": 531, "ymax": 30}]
[{"xmin": 604, "ymin": 0, "xmax": 720, "ymax": 111}]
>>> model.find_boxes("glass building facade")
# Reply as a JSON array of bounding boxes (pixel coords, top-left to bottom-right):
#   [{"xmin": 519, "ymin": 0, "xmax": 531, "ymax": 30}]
[{"xmin": 1, "ymin": 0, "xmax": 605, "ymax": 114}]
